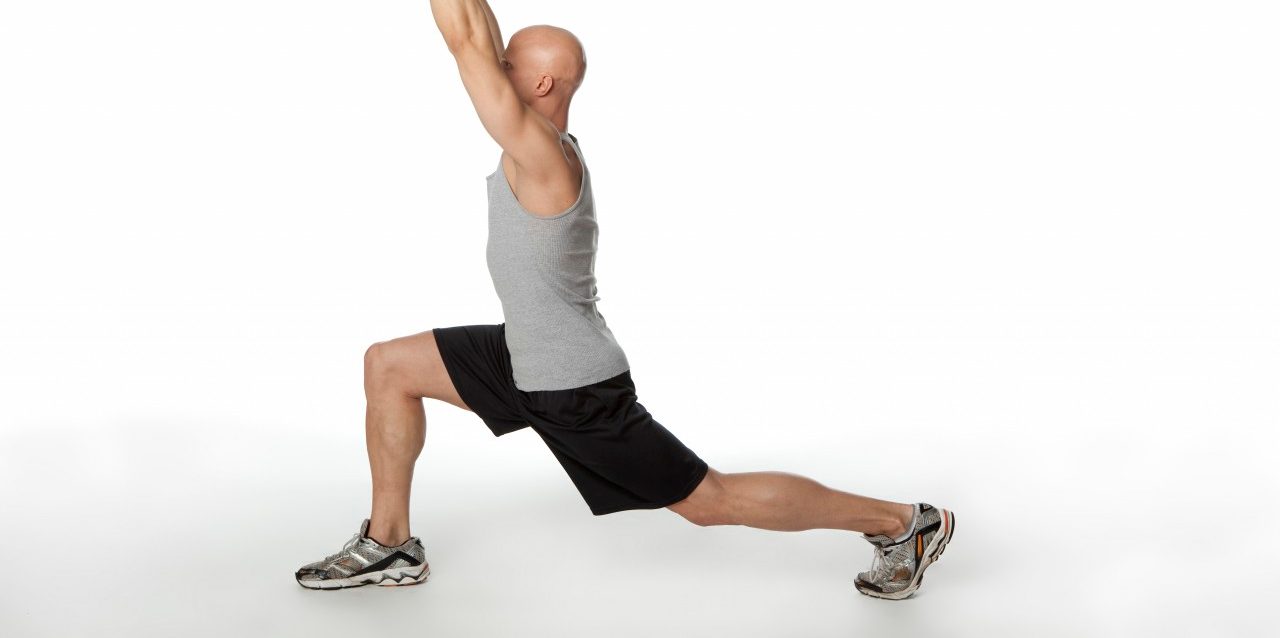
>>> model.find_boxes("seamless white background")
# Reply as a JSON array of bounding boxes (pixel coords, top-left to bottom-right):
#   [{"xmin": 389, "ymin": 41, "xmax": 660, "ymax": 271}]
[{"xmin": 2, "ymin": 1, "xmax": 1277, "ymax": 636}]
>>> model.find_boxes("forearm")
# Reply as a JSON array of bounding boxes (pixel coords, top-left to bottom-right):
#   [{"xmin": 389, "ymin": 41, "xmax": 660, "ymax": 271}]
[{"xmin": 430, "ymin": 0, "xmax": 504, "ymax": 56}]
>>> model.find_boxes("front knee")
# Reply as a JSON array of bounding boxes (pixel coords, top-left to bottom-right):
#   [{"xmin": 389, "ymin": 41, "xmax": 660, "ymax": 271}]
[{"xmin": 364, "ymin": 341, "xmax": 398, "ymax": 393}]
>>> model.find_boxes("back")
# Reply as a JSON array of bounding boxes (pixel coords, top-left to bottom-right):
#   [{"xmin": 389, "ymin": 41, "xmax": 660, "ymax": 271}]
[{"xmin": 484, "ymin": 130, "xmax": 631, "ymax": 391}]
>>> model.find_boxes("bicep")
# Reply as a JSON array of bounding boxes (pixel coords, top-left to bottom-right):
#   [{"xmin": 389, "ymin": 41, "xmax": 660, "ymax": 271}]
[{"xmin": 450, "ymin": 41, "xmax": 540, "ymax": 160}]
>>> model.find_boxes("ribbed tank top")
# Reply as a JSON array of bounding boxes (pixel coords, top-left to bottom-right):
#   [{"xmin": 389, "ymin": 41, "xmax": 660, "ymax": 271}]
[{"xmin": 484, "ymin": 130, "xmax": 631, "ymax": 391}]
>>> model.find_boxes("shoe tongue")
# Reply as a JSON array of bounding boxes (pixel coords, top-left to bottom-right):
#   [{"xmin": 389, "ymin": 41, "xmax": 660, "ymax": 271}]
[
  {"xmin": 359, "ymin": 518, "xmax": 371, "ymax": 539},
  {"xmin": 864, "ymin": 533, "xmax": 898, "ymax": 548}
]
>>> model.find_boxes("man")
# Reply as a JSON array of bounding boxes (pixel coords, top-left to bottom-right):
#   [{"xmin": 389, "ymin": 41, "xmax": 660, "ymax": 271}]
[{"xmin": 295, "ymin": 0, "xmax": 955, "ymax": 600}]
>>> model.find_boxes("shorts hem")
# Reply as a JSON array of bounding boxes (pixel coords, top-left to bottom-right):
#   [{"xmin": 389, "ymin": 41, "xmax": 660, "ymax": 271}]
[{"xmin": 587, "ymin": 458, "xmax": 710, "ymax": 516}]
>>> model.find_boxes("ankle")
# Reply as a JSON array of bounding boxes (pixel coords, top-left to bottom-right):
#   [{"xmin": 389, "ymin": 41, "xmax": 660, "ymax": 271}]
[
  {"xmin": 872, "ymin": 503, "xmax": 916, "ymax": 540},
  {"xmin": 368, "ymin": 530, "xmax": 410, "ymax": 547},
  {"xmin": 367, "ymin": 520, "xmax": 411, "ymax": 547}
]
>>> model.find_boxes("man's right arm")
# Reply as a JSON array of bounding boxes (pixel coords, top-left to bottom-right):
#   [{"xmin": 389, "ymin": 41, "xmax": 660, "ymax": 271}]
[{"xmin": 431, "ymin": 0, "xmax": 552, "ymax": 167}]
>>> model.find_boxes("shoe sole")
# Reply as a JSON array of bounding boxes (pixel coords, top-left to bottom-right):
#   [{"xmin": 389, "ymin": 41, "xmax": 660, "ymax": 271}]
[
  {"xmin": 856, "ymin": 508, "xmax": 954, "ymax": 600},
  {"xmin": 297, "ymin": 563, "xmax": 430, "ymax": 590}
]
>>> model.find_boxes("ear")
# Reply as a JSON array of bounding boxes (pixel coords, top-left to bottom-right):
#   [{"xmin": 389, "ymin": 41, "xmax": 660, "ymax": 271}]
[{"xmin": 535, "ymin": 74, "xmax": 555, "ymax": 98}]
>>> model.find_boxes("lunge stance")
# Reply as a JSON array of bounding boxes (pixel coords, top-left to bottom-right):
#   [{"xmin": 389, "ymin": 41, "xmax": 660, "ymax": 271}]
[{"xmin": 295, "ymin": 0, "xmax": 955, "ymax": 599}]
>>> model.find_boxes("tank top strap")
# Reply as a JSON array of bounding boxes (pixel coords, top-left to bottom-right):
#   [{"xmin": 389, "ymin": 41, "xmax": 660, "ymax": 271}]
[
  {"xmin": 560, "ymin": 130, "xmax": 585, "ymax": 168},
  {"xmin": 560, "ymin": 128, "xmax": 581, "ymax": 155}
]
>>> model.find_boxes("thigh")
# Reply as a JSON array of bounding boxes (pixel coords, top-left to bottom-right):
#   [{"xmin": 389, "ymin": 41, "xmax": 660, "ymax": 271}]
[
  {"xmin": 369, "ymin": 329, "xmax": 469, "ymax": 410},
  {"xmin": 522, "ymin": 369, "xmax": 710, "ymax": 515},
  {"xmin": 428, "ymin": 323, "xmax": 531, "ymax": 437}
]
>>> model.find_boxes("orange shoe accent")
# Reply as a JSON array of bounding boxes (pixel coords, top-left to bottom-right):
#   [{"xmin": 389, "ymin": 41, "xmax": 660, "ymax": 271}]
[{"xmin": 916, "ymin": 533, "xmax": 923, "ymax": 558}]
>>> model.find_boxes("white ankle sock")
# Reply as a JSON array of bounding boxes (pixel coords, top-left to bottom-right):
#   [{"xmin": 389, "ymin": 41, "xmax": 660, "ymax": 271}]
[{"xmin": 892, "ymin": 504, "xmax": 919, "ymax": 543}]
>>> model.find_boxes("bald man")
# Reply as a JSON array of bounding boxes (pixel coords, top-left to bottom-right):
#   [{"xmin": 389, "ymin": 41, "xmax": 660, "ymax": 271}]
[{"xmin": 294, "ymin": 1, "xmax": 955, "ymax": 600}]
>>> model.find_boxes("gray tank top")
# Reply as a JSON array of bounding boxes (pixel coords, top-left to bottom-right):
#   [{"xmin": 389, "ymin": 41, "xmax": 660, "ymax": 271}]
[{"xmin": 485, "ymin": 130, "xmax": 631, "ymax": 391}]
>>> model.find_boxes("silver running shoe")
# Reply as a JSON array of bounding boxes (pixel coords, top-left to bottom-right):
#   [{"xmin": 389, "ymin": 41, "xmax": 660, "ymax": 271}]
[
  {"xmin": 295, "ymin": 519, "xmax": 430, "ymax": 590},
  {"xmin": 855, "ymin": 502, "xmax": 955, "ymax": 600}
]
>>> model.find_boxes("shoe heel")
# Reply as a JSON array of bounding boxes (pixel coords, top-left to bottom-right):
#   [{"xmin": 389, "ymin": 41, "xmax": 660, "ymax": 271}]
[
  {"xmin": 932, "ymin": 511, "xmax": 955, "ymax": 560},
  {"xmin": 379, "ymin": 563, "xmax": 430, "ymax": 587}
]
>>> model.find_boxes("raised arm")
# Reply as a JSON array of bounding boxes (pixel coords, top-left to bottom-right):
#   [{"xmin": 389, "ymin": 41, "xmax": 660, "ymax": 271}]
[
  {"xmin": 477, "ymin": 0, "xmax": 505, "ymax": 60},
  {"xmin": 430, "ymin": 0, "xmax": 550, "ymax": 166},
  {"xmin": 430, "ymin": 0, "xmax": 504, "ymax": 59}
]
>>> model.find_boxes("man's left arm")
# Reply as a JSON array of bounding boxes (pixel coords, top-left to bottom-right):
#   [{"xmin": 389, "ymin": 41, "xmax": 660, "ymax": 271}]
[
  {"xmin": 477, "ymin": 0, "xmax": 505, "ymax": 61},
  {"xmin": 430, "ymin": 0, "xmax": 502, "ymax": 57}
]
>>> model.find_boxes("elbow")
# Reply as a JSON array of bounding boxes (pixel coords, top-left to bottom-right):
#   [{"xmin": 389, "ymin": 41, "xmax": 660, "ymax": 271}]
[
  {"xmin": 445, "ymin": 33, "xmax": 490, "ymax": 57},
  {"xmin": 441, "ymin": 31, "xmax": 468, "ymax": 54},
  {"xmin": 445, "ymin": 31, "xmax": 476, "ymax": 53}
]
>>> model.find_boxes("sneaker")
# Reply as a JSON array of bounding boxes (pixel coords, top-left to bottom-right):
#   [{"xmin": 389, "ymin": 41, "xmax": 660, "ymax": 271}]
[
  {"xmin": 854, "ymin": 503, "xmax": 954, "ymax": 600},
  {"xmin": 295, "ymin": 519, "xmax": 430, "ymax": 590}
]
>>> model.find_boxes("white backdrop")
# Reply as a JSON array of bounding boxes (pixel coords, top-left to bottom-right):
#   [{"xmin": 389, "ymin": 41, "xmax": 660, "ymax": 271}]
[{"xmin": 2, "ymin": 1, "xmax": 1277, "ymax": 636}]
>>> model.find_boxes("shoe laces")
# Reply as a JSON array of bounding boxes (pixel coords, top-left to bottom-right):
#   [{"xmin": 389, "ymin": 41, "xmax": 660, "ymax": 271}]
[
  {"xmin": 322, "ymin": 532, "xmax": 365, "ymax": 563},
  {"xmin": 867, "ymin": 542, "xmax": 893, "ymax": 579},
  {"xmin": 866, "ymin": 536, "xmax": 910, "ymax": 582}
]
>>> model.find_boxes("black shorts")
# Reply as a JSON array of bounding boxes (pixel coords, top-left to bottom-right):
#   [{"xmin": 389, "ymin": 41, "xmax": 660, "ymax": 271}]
[{"xmin": 431, "ymin": 323, "xmax": 710, "ymax": 516}]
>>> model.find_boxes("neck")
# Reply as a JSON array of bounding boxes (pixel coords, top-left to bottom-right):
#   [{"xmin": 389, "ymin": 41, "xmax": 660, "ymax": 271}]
[{"xmin": 531, "ymin": 99, "xmax": 570, "ymax": 133}]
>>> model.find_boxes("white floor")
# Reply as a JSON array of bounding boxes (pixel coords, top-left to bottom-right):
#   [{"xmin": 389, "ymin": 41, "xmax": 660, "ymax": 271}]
[{"xmin": 2, "ymin": 324, "xmax": 1276, "ymax": 637}]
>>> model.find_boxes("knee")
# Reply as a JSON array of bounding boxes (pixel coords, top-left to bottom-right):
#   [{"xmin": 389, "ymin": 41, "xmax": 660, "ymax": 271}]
[
  {"xmin": 364, "ymin": 341, "xmax": 398, "ymax": 393},
  {"xmin": 683, "ymin": 510, "xmax": 724, "ymax": 527},
  {"xmin": 668, "ymin": 468, "xmax": 733, "ymax": 527}
]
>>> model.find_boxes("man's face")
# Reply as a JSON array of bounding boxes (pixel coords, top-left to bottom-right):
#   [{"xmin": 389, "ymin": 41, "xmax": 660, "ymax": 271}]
[
  {"xmin": 494, "ymin": 51, "xmax": 524, "ymax": 103},
  {"xmin": 499, "ymin": 41, "xmax": 533, "ymax": 103}
]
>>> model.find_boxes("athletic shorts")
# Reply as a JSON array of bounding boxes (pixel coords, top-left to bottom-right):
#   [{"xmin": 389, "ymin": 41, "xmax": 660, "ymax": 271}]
[{"xmin": 431, "ymin": 323, "xmax": 710, "ymax": 516}]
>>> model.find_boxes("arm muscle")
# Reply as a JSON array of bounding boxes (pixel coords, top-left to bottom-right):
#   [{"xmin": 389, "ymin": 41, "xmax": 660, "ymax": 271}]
[
  {"xmin": 434, "ymin": 0, "xmax": 556, "ymax": 174},
  {"xmin": 449, "ymin": 40, "xmax": 543, "ymax": 162}
]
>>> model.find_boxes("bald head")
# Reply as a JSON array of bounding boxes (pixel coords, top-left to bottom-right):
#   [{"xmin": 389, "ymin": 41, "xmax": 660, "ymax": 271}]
[{"xmin": 502, "ymin": 25, "xmax": 586, "ymax": 107}]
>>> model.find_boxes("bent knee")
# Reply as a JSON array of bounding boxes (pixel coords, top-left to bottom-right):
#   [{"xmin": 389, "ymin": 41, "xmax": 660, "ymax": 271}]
[
  {"xmin": 364, "ymin": 340, "xmax": 386, "ymax": 374},
  {"xmin": 364, "ymin": 340, "xmax": 403, "ymax": 392}
]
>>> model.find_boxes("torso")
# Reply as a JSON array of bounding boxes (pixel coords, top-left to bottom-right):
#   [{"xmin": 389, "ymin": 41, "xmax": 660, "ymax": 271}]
[{"xmin": 484, "ymin": 129, "xmax": 631, "ymax": 391}]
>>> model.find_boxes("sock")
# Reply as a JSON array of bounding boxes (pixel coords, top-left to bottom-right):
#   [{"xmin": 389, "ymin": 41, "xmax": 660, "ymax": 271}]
[{"xmin": 892, "ymin": 504, "xmax": 919, "ymax": 543}]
